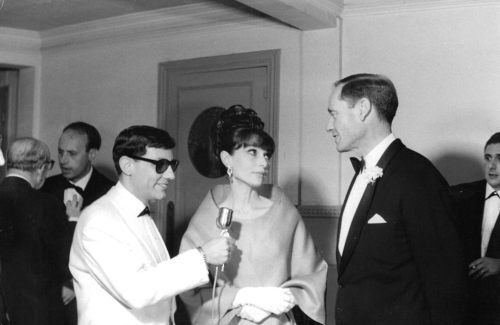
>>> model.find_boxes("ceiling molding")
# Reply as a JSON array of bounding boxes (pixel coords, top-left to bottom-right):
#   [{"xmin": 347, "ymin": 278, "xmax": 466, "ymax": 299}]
[
  {"xmin": 343, "ymin": 0, "xmax": 500, "ymax": 16},
  {"xmin": 0, "ymin": 27, "xmax": 41, "ymax": 51},
  {"xmin": 39, "ymin": 2, "xmax": 279, "ymax": 49},
  {"xmin": 233, "ymin": 0, "xmax": 343, "ymax": 30}
]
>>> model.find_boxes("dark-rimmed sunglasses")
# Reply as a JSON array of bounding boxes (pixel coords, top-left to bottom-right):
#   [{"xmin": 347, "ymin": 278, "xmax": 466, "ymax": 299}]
[{"xmin": 129, "ymin": 155, "xmax": 179, "ymax": 174}]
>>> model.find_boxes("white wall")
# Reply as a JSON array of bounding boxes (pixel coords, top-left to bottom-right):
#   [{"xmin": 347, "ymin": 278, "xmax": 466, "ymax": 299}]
[
  {"xmin": 300, "ymin": 28, "xmax": 342, "ymax": 206},
  {"xmin": 20, "ymin": 1, "xmax": 499, "ymax": 206},
  {"xmin": 40, "ymin": 20, "xmax": 340, "ymax": 200},
  {"xmin": 341, "ymin": 3, "xmax": 500, "ymax": 193}
]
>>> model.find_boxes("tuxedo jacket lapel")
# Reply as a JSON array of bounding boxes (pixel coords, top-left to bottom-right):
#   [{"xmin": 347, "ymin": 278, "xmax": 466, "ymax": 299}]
[
  {"xmin": 338, "ymin": 139, "xmax": 404, "ymax": 276},
  {"xmin": 336, "ymin": 169, "xmax": 361, "ymax": 264},
  {"xmin": 487, "ymin": 210, "xmax": 500, "ymax": 258},
  {"xmin": 484, "ymin": 186, "xmax": 500, "ymax": 257},
  {"xmin": 462, "ymin": 182, "xmax": 500, "ymax": 258},
  {"xmin": 472, "ymin": 185, "xmax": 486, "ymax": 257}
]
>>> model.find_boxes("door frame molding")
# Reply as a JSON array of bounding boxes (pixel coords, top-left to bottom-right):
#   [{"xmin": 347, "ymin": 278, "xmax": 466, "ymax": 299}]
[{"xmin": 156, "ymin": 49, "xmax": 280, "ymax": 247}]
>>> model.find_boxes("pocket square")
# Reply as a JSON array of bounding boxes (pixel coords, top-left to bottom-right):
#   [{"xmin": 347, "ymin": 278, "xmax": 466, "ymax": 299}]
[{"xmin": 367, "ymin": 213, "xmax": 386, "ymax": 224}]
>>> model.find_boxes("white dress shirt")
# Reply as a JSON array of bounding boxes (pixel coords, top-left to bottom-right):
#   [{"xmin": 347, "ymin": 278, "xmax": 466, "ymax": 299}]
[
  {"xmin": 338, "ymin": 134, "xmax": 396, "ymax": 255},
  {"xmin": 481, "ymin": 183, "xmax": 500, "ymax": 257}
]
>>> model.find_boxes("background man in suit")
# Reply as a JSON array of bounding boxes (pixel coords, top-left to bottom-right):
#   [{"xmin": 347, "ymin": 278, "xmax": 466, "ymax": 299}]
[
  {"xmin": 449, "ymin": 132, "xmax": 500, "ymax": 324},
  {"xmin": 0, "ymin": 137, "xmax": 71, "ymax": 325},
  {"xmin": 69, "ymin": 125, "xmax": 233, "ymax": 325},
  {"xmin": 326, "ymin": 73, "xmax": 466, "ymax": 325},
  {"xmin": 42, "ymin": 121, "xmax": 114, "ymax": 324}
]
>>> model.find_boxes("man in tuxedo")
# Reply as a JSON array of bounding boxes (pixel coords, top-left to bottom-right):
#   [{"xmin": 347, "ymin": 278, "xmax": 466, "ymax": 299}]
[
  {"xmin": 0, "ymin": 137, "xmax": 71, "ymax": 325},
  {"xmin": 327, "ymin": 73, "xmax": 466, "ymax": 325},
  {"xmin": 449, "ymin": 132, "xmax": 500, "ymax": 324},
  {"xmin": 69, "ymin": 125, "xmax": 233, "ymax": 325},
  {"xmin": 42, "ymin": 121, "xmax": 114, "ymax": 324}
]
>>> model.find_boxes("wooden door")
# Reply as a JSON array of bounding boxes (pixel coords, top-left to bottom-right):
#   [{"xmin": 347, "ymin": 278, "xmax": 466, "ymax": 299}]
[
  {"xmin": 158, "ymin": 50, "xmax": 279, "ymax": 253},
  {"xmin": 0, "ymin": 69, "xmax": 19, "ymax": 179}
]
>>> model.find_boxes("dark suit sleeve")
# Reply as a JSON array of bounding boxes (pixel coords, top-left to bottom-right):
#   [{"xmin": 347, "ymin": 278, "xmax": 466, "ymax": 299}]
[
  {"xmin": 39, "ymin": 193, "xmax": 73, "ymax": 284},
  {"xmin": 401, "ymin": 172, "xmax": 467, "ymax": 325}
]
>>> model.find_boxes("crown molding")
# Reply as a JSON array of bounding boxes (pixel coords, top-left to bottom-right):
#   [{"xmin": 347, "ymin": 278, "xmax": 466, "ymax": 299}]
[
  {"xmin": 234, "ymin": 0, "xmax": 343, "ymax": 30},
  {"xmin": 39, "ymin": 2, "xmax": 279, "ymax": 49},
  {"xmin": 343, "ymin": 0, "xmax": 500, "ymax": 16},
  {"xmin": 0, "ymin": 27, "xmax": 41, "ymax": 51}
]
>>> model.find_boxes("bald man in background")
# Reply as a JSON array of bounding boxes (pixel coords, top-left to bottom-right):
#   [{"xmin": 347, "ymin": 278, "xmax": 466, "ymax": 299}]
[{"xmin": 42, "ymin": 122, "xmax": 114, "ymax": 325}]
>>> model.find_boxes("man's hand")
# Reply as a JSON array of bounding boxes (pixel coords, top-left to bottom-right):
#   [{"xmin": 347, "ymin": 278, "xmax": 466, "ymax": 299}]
[
  {"xmin": 468, "ymin": 257, "xmax": 500, "ymax": 279},
  {"xmin": 201, "ymin": 237, "xmax": 234, "ymax": 265},
  {"xmin": 238, "ymin": 305, "xmax": 270, "ymax": 323},
  {"xmin": 65, "ymin": 194, "xmax": 83, "ymax": 222},
  {"xmin": 62, "ymin": 285, "xmax": 76, "ymax": 305}
]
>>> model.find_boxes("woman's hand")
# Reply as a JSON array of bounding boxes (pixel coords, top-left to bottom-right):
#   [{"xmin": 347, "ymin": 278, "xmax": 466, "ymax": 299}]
[
  {"xmin": 233, "ymin": 287, "xmax": 296, "ymax": 315},
  {"xmin": 238, "ymin": 305, "xmax": 270, "ymax": 323}
]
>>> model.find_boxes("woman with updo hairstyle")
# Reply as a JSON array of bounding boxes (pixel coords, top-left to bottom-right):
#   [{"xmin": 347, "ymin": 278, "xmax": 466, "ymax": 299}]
[{"xmin": 179, "ymin": 105, "xmax": 327, "ymax": 325}]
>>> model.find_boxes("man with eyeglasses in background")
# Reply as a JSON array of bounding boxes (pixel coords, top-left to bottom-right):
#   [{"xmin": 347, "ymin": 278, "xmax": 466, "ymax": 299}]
[
  {"xmin": 0, "ymin": 137, "xmax": 72, "ymax": 325},
  {"xmin": 70, "ymin": 125, "xmax": 234, "ymax": 325}
]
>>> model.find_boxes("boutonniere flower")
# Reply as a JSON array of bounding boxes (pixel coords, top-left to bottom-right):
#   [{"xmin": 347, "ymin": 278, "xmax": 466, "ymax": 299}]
[{"xmin": 361, "ymin": 166, "xmax": 383, "ymax": 184}]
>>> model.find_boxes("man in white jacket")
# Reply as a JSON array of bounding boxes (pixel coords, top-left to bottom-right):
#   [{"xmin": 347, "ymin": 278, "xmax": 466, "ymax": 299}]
[{"xmin": 70, "ymin": 125, "xmax": 232, "ymax": 325}]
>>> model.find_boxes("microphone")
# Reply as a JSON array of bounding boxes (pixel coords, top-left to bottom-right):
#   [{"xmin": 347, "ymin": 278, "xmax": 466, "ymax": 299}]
[
  {"xmin": 216, "ymin": 207, "xmax": 233, "ymax": 272},
  {"xmin": 217, "ymin": 207, "xmax": 233, "ymax": 237}
]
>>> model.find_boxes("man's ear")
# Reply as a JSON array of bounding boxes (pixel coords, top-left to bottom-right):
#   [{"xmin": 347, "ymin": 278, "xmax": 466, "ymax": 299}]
[
  {"xmin": 32, "ymin": 166, "xmax": 45, "ymax": 189},
  {"xmin": 220, "ymin": 151, "xmax": 232, "ymax": 169},
  {"xmin": 358, "ymin": 98, "xmax": 372, "ymax": 121},
  {"xmin": 119, "ymin": 156, "xmax": 134, "ymax": 176},
  {"xmin": 88, "ymin": 148, "xmax": 98, "ymax": 162}
]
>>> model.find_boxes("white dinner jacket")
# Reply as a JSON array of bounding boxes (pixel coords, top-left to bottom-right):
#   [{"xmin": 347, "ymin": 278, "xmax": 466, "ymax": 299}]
[{"xmin": 70, "ymin": 182, "xmax": 208, "ymax": 325}]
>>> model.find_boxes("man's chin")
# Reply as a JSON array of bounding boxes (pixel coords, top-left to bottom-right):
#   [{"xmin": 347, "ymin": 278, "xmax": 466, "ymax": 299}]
[
  {"xmin": 487, "ymin": 179, "xmax": 500, "ymax": 190},
  {"xmin": 153, "ymin": 190, "xmax": 167, "ymax": 201}
]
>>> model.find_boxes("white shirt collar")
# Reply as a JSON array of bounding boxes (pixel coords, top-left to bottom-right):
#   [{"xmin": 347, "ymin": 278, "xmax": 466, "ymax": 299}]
[
  {"xmin": 70, "ymin": 166, "xmax": 93, "ymax": 190},
  {"xmin": 485, "ymin": 182, "xmax": 499, "ymax": 199},
  {"xmin": 364, "ymin": 133, "xmax": 397, "ymax": 169},
  {"xmin": 113, "ymin": 180, "xmax": 149, "ymax": 218}
]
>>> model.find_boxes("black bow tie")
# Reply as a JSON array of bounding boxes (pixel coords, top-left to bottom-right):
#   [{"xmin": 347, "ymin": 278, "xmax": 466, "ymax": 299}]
[
  {"xmin": 138, "ymin": 207, "xmax": 150, "ymax": 217},
  {"xmin": 66, "ymin": 183, "xmax": 84, "ymax": 196},
  {"xmin": 350, "ymin": 157, "xmax": 365, "ymax": 173},
  {"xmin": 486, "ymin": 191, "xmax": 499, "ymax": 200}
]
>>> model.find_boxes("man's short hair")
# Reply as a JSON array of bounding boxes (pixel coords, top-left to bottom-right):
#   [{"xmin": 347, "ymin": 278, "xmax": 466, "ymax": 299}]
[
  {"xmin": 485, "ymin": 132, "xmax": 500, "ymax": 149},
  {"xmin": 7, "ymin": 137, "xmax": 51, "ymax": 171},
  {"xmin": 112, "ymin": 125, "xmax": 176, "ymax": 174},
  {"xmin": 63, "ymin": 121, "xmax": 101, "ymax": 151},
  {"xmin": 335, "ymin": 73, "xmax": 399, "ymax": 124}
]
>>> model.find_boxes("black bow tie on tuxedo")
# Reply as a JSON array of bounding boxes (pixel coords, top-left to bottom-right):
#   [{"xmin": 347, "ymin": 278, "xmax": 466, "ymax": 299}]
[
  {"xmin": 350, "ymin": 157, "xmax": 365, "ymax": 173},
  {"xmin": 138, "ymin": 207, "xmax": 150, "ymax": 217},
  {"xmin": 66, "ymin": 183, "xmax": 84, "ymax": 196},
  {"xmin": 486, "ymin": 191, "xmax": 499, "ymax": 200}
]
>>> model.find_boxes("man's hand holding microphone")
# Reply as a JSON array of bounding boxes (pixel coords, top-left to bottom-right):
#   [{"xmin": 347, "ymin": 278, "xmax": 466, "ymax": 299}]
[{"xmin": 197, "ymin": 236, "xmax": 235, "ymax": 266}]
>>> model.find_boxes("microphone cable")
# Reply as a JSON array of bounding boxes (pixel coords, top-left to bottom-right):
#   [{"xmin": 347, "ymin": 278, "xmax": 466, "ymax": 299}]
[{"xmin": 211, "ymin": 265, "xmax": 221, "ymax": 325}]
